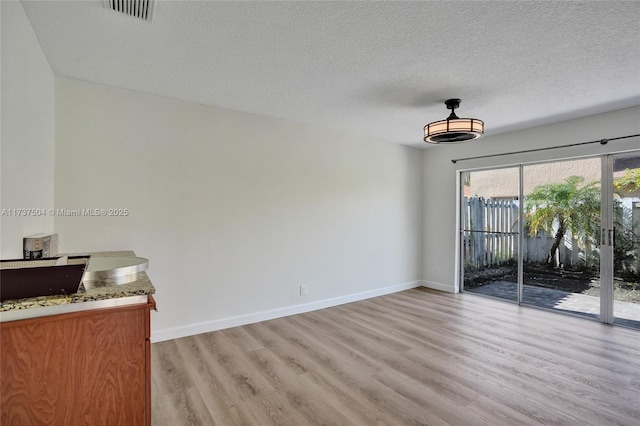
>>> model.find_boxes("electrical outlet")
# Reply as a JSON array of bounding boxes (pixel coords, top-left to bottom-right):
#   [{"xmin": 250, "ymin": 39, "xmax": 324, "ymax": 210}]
[{"xmin": 300, "ymin": 285, "xmax": 307, "ymax": 296}]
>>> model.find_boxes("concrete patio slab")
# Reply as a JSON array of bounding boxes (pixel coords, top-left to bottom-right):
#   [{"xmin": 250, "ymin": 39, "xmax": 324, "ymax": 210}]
[{"xmin": 467, "ymin": 281, "xmax": 640, "ymax": 328}]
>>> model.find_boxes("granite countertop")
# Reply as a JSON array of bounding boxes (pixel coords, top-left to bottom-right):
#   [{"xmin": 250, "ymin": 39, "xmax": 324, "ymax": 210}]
[{"xmin": 0, "ymin": 251, "xmax": 155, "ymax": 313}]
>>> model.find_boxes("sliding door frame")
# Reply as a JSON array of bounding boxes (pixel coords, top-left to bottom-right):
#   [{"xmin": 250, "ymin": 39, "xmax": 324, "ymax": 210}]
[
  {"xmin": 457, "ymin": 149, "xmax": 640, "ymax": 326},
  {"xmin": 600, "ymin": 155, "xmax": 614, "ymax": 324},
  {"xmin": 517, "ymin": 165, "xmax": 524, "ymax": 304}
]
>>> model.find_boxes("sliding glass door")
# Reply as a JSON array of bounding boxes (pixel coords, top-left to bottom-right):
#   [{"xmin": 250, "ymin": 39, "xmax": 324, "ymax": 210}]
[
  {"xmin": 521, "ymin": 158, "xmax": 601, "ymax": 320},
  {"xmin": 459, "ymin": 152, "xmax": 640, "ymax": 329},
  {"xmin": 461, "ymin": 168, "xmax": 519, "ymax": 302},
  {"xmin": 611, "ymin": 153, "xmax": 640, "ymax": 328}
]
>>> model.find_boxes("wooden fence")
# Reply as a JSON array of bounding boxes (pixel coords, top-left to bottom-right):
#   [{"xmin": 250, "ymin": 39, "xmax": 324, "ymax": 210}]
[{"xmin": 462, "ymin": 197, "xmax": 588, "ymax": 269}]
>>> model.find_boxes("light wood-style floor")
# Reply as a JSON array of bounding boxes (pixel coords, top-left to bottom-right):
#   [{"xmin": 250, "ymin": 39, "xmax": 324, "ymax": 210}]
[{"xmin": 151, "ymin": 288, "xmax": 640, "ymax": 426}]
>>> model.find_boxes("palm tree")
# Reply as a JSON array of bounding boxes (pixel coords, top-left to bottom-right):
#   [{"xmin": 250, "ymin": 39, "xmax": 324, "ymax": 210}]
[{"xmin": 525, "ymin": 176, "xmax": 600, "ymax": 267}]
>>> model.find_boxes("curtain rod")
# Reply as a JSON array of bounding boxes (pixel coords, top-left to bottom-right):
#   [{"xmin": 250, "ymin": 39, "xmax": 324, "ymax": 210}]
[{"xmin": 450, "ymin": 134, "xmax": 640, "ymax": 164}]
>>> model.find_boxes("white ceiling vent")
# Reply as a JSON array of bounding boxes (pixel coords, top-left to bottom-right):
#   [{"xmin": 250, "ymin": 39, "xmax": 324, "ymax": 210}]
[{"xmin": 103, "ymin": 0, "xmax": 156, "ymax": 22}]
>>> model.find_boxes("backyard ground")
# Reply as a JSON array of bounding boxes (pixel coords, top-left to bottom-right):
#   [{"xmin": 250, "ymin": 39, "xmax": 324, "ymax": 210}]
[{"xmin": 465, "ymin": 264, "xmax": 640, "ymax": 303}]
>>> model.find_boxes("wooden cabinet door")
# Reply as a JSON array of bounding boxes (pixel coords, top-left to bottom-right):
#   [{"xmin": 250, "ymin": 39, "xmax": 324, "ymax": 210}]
[{"xmin": 1, "ymin": 299, "xmax": 154, "ymax": 426}]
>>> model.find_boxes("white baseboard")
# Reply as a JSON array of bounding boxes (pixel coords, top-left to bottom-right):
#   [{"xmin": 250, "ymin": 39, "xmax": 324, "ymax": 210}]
[
  {"xmin": 421, "ymin": 280, "xmax": 456, "ymax": 293},
  {"xmin": 151, "ymin": 280, "xmax": 422, "ymax": 342}
]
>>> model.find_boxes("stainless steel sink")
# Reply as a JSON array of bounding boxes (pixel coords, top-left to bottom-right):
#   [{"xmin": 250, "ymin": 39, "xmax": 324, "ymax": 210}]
[{"xmin": 82, "ymin": 256, "xmax": 148, "ymax": 288}]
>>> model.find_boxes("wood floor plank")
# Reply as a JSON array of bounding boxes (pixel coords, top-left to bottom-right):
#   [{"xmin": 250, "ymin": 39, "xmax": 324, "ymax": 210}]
[
  {"xmin": 299, "ymin": 310, "xmax": 483, "ymax": 409},
  {"xmin": 261, "ymin": 317, "xmax": 453, "ymax": 425},
  {"xmin": 174, "ymin": 335, "xmax": 262, "ymax": 425},
  {"xmin": 247, "ymin": 347, "xmax": 361, "ymax": 426},
  {"xmin": 156, "ymin": 387, "xmax": 217, "ymax": 426},
  {"xmin": 151, "ymin": 288, "xmax": 640, "ymax": 426},
  {"xmin": 221, "ymin": 326, "xmax": 265, "ymax": 353},
  {"xmin": 244, "ymin": 322, "xmax": 406, "ymax": 425}
]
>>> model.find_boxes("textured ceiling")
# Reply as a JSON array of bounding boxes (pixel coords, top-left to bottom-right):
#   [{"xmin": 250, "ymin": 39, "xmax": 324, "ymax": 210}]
[{"xmin": 20, "ymin": 0, "xmax": 640, "ymax": 148}]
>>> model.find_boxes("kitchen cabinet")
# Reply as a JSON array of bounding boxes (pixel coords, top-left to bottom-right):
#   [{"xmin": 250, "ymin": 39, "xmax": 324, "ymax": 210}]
[{"xmin": 0, "ymin": 295, "xmax": 156, "ymax": 425}]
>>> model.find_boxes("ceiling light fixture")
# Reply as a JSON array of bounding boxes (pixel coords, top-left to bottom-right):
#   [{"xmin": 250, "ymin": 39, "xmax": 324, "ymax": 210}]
[{"xmin": 424, "ymin": 98, "xmax": 484, "ymax": 144}]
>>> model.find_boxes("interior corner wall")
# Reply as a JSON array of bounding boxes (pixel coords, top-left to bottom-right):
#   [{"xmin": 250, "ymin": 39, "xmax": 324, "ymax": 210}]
[
  {"xmin": 0, "ymin": 0, "xmax": 55, "ymax": 259},
  {"xmin": 54, "ymin": 77, "xmax": 423, "ymax": 341},
  {"xmin": 422, "ymin": 106, "xmax": 640, "ymax": 293}
]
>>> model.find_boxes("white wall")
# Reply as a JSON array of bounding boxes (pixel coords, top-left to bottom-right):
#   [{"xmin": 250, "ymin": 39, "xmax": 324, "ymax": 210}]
[
  {"xmin": 422, "ymin": 106, "xmax": 640, "ymax": 293},
  {"xmin": 0, "ymin": 0, "xmax": 55, "ymax": 258},
  {"xmin": 54, "ymin": 77, "xmax": 423, "ymax": 341}
]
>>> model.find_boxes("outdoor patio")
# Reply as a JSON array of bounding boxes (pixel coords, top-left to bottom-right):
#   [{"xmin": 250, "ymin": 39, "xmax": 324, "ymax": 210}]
[{"xmin": 468, "ymin": 281, "xmax": 640, "ymax": 329}]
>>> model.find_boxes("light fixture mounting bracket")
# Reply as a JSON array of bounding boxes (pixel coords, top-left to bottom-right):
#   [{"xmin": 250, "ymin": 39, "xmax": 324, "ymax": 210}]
[
  {"xmin": 445, "ymin": 98, "xmax": 461, "ymax": 110},
  {"xmin": 445, "ymin": 98, "xmax": 461, "ymax": 119}
]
